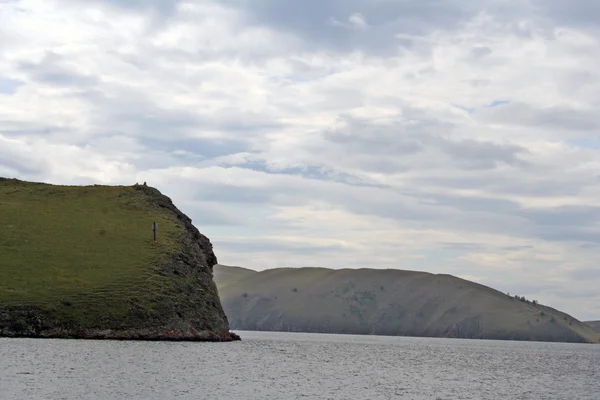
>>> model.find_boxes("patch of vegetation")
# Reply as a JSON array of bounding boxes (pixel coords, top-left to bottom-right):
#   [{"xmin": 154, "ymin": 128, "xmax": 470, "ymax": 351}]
[
  {"xmin": 512, "ymin": 294, "xmax": 539, "ymax": 305},
  {"xmin": 292, "ymin": 287, "xmax": 298, "ymax": 293},
  {"xmin": 357, "ymin": 290, "xmax": 376, "ymax": 305},
  {"xmin": 0, "ymin": 179, "xmax": 185, "ymax": 327},
  {"xmin": 349, "ymin": 305, "xmax": 362, "ymax": 318}
]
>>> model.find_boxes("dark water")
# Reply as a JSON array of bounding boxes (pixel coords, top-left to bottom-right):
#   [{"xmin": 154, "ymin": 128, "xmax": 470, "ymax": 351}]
[{"xmin": 1, "ymin": 331, "xmax": 598, "ymax": 399}]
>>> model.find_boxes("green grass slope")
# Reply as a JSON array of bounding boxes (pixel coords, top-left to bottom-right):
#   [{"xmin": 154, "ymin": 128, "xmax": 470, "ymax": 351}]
[
  {"xmin": 0, "ymin": 178, "xmax": 236, "ymax": 341},
  {"xmin": 585, "ymin": 321, "xmax": 600, "ymax": 333},
  {"xmin": 215, "ymin": 265, "xmax": 600, "ymax": 343},
  {"xmin": 213, "ymin": 264, "xmax": 256, "ymax": 289}
]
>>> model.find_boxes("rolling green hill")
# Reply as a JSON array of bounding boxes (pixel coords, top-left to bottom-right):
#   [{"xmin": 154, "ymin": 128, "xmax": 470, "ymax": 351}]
[
  {"xmin": 214, "ymin": 265, "xmax": 600, "ymax": 343},
  {"xmin": 0, "ymin": 178, "xmax": 237, "ymax": 341}
]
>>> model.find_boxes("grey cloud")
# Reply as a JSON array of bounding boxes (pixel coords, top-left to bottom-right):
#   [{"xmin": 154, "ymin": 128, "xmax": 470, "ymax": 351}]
[
  {"xmin": 490, "ymin": 177, "xmax": 583, "ymax": 198},
  {"xmin": 470, "ymin": 46, "xmax": 493, "ymax": 59},
  {"xmin": 322, "ymin": 115, "xmax": 528, "ymax": 171},
  {"xmin": 193, "ymin": 183, "xmax": 283, "ymax": 205},
  {"xmin": 537, "ymin": 228, "xmax": 600, "ymax": 244},
  {"xmin": 356, "ymin": 157, "xmax": 412, "ymax": 174},
  {"xmin": 0, "ymin": 156, "xmax": 45, "ymax": 176},
  {"xmin": 534, "ymin": 0, "xmax": 600, "ymax": 29},
  {"xmin": 60, "ymin": 0, "xmax": 181, "ymax": 17},
  {"xmin": 504, "ymin": 283, "xmax": 558, "ymax": 298},
  {"xmin": 0, "ymin": 128, "xmax": 55, "ymax": 138},
  {"xmin": 580, "ymin": 243, "xmax": 600, "ymax": 249},
  {"xmin": 176, "ymin": 201, "xmax": 243, "ymax": 227},
  {"xmin": 437, "ymin": 138, "xmax": 529, "ymax": 170},
  {"xmin": 412, "ymin": 193, "xmax": 600, "ymax": 244},
  {"xmin": 235, "ymin": 178, "xmax": 536, "ymax": 242},
  {"xmin": 316, "ymin": 117, "xmax": 430, "ymax": 173},
  {"xmin": 438, "ymin": 242, "xmax": 485, "ymax": 250},
  {"xmin": 141, "ymin": 137, "xmax": 249, "ymax": 159},
  {"xmin": 501, "ymin": 245, "xmax": 534, "ymax": 251},
  {"xmin": 0, "ymin": 142, "xmax": 48, "ymax": 177},
  {"xmin": 548, "ymin": 286, "xmax": 600, "ymax": 301},
  {"xmin": 325, "ymin": 130, "xmax": 424, "ymax": 156},
  {"xmin": 236, "ymin": 161, "xmax": 384, "ymax": 188},
  {"xmin": 322, "ymin": 115, "xmax": 441, "ymax": 154},
  {"xmin": 231, "ymin": 0, "xmax": 491, "ymax": 54},
  {"xmin": 477, "ymin": 102, "xmax": 600, "ymax": 132},
  {"xmin": 101, "ymin": 0, "xmax": 180, "ymax": 12},
  {"xmin": 428, "ymin": 193, "xmax": 521, "ymax": 215},
  {"xmin": 417, "ymin": 175, "xmax": 583, "ymax": 197},
  {"xmin": 77, "ymin": 88, "xmax": 279, "ymax": 145},
  {"xmin": 103, "ymin": 108, "xmax": 199, "ymax": 138},
  {"xmin": 569, "ymin": 267, "xmax": 600, "ymax": 281},
  {"xmin": 17, "ymin": 52, "xmax": 99, "ymax": 88},
  {"xmin": 215, "ymin": 237, "xmax": 347, "ymax": 255},
  {"xmin": 343, "ymin": 187, "xmax": 600, "ymax": 245},
  {"xmin": 518, "ymin": 205, "xmax": 600, "ymax": 227}
]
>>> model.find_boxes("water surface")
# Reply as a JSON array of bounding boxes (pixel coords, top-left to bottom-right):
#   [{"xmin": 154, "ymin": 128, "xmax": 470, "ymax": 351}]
[{"xmin": 1, "ymin": 331, "xmax": 598, "ymax": 399}]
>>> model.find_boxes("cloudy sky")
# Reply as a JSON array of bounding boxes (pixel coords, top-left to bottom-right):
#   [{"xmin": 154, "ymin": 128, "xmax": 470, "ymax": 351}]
[{"xmin": 1, "ymin": 0, "xmax": 599, "ymax": 320}]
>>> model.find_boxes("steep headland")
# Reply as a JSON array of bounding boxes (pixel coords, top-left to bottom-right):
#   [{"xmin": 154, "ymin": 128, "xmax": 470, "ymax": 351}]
[
  {"xmin": 0, "ymin": 178, "xmax": 238, "ymax": 341},
  {"xmin": 214, "ymin": 265, "xmax": 599, "ymax": 343}
]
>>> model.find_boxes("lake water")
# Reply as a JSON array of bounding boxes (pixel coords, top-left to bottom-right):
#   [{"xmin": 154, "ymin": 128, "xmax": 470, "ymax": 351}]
[{"xmin": 1, "ymin": 331, "xmax": 598, "ymax": 399}]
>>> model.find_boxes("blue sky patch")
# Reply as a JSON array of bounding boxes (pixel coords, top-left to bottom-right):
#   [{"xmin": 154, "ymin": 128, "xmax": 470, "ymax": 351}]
[
  {"xmin": 487, "ymin": 100, "xmax": 509, "ymax": 107},
  {"xmin": 0, "ymin": 77, "xmax": 24, "ymax": 94},
  {"xmin": 568, "ymin": 137, "xmax": 600, "ymax": 149}
]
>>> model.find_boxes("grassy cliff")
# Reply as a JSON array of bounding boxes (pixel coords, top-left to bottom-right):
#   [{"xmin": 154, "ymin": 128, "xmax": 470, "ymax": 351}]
[
  {"xmin": 214, "ymin": 265, "xmax": 599, "ymax": 343},
  {"xmin": 0, "ymin": 178, "xmax": 238, "ymax": 341}
]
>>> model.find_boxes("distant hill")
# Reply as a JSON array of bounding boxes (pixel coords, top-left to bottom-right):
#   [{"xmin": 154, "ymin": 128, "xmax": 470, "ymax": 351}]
[
  {"xmin": 0, "ymin": 178, "xmax": 238, "ymax": 341},
  {"xmin": 214, "ymin": 265, "xmax": 600, "ymax": 343},
  {"xmin": 585, "ymin": 321, "xmax": 600, "ymax": 333}
]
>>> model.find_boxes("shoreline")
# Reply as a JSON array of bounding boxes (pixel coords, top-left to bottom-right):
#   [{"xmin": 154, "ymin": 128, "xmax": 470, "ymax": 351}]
[{"xmin": 0, "ymin": 328, "xmax": 241, "ymax": 342}]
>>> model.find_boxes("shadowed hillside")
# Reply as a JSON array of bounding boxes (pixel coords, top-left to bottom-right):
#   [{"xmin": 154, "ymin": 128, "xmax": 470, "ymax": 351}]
[
  {"xmin": 0, "ymin": 178, "xmax": 238, "ymax": 341},
  {"xmin": 214, "ymin": 265, "xmax": 599, "ymax": 343},
  {"xmin": 586, "ymin": 321, "xmax": 600, "ymax": 333}
]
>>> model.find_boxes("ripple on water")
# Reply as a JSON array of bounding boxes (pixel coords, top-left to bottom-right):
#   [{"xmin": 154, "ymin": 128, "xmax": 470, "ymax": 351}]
[{"xmin": 0, "ymin": 332, "xmax": 598, "ymax": 400}]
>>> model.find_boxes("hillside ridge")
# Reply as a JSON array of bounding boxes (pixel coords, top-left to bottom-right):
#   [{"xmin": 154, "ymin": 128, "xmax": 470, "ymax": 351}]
[
  {"xmin": 585, "ymin": 320, "xmax": 600, "ymax": 333},
  {"xmin": 214, "ymin": 264, "xmax": 599, "ymax": 343}
]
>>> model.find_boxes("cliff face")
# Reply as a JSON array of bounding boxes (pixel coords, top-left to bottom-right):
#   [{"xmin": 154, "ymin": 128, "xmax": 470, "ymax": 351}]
[
  {"xmin": 0, "ymin": 178, "xmax": 238, "ymax": 341},
  {"xmin": 214, "ymin": 265, "xmax": 599, "ymax": 344}
]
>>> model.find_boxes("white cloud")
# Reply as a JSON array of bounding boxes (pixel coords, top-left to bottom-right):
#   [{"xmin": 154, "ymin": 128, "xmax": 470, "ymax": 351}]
[
  {"xmin": 1, "ymin": 0, "xmax": 600, "ymax": 320},
  {"xmin": 348, "ymin": 13, "xmax": 367, "ymax": 30}
]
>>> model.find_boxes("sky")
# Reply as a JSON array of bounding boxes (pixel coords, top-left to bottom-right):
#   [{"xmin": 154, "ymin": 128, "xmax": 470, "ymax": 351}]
[{"xmin": 1, "ymin": 0, "xmax": 599, "ymax": 320}]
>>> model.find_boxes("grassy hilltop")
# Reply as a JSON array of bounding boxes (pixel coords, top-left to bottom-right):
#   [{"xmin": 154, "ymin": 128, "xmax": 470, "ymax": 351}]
[
  {"xmin": 215, "ymin": 265, "xmax": 600, "ymax": 343},
  {"xmin": 0, "ymin": 178, "xmax": 237, "ymax": 341}
]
